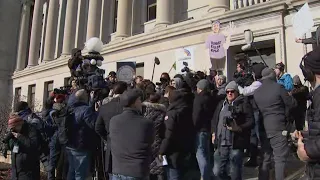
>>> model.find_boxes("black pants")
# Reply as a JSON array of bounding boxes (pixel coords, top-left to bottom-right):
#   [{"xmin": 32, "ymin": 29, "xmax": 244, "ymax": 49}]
[
  {"xmin": 150, "ymin": 174, "xmax": 165, "ymax": 180},
  {"xmin": 306, "ymin": 163, "xmax": 320, "ymax": 180}
]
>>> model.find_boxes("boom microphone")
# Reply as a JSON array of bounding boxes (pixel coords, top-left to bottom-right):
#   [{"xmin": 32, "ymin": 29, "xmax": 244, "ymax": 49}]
[{"xmin": 241, "ymin": 44, "xmax": 252, "ymax": 51}]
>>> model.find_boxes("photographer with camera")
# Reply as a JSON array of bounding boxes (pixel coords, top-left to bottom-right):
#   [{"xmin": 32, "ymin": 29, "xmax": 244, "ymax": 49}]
[
  {"xmin": 155, "ymin": 73, "xmax": 171, "ymax": 95},
  {"xmin": 6, "ymin": 113, "xmax": 40, "ymax": 180},
  {"xmin": 293, "ymin": 47, "xmax": 320, "ymax": 178},
  {"xmin": 237, "ymin": 62, "xmax": 266, "ymax": 167},
  {"xmin": 253, "ymin": 68, "xmax": 297, "ymax": 180},
  {"xmin": 211, "ymin": 81, "xmax": 254, "ymax": 180}
]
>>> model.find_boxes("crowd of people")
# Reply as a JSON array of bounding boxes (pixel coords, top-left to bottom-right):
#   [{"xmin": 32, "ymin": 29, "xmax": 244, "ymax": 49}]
[{"xmin": 3, "ymin": 46, "xmax": 320, "ymax": 180}]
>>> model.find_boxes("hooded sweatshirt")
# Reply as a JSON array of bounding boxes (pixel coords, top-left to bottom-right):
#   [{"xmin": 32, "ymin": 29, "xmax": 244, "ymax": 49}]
[{"xmin": 277, "ymin": 73, "xmax": 294, "ymax": 91}]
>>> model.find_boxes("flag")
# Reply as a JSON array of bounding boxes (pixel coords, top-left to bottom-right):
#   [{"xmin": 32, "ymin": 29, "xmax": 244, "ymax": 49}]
[{"xmin": 172, "ymin": 62, "xmax": 176, "ymax": 70}]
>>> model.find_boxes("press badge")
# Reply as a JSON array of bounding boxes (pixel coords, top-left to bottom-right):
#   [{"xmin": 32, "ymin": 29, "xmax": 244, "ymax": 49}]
[{"xmin": 13, "ymin": 145, "xmax": 19, "ymax": 153}]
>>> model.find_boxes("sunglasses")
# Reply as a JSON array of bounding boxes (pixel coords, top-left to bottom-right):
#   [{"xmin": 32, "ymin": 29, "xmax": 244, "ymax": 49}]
[{"xmin": 226, "ymin": 90, "xmax": 235, "ymax": 94}]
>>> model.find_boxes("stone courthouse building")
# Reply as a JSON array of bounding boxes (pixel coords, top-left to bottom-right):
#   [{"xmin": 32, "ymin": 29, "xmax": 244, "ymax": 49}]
[{"xmin": 2, "ymin": 0, "xmax": 320, "ymax": 110}]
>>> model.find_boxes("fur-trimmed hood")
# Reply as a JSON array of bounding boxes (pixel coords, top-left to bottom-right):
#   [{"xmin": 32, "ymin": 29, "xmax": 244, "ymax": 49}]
[{"xmin": 142, "ymin": 102, "xmax": 166, "ymax": 112}]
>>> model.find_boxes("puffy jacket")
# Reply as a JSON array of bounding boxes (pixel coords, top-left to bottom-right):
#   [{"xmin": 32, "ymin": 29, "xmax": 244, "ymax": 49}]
[
  {"xmin": 277, "ymin": 73, "xmax": 294, "ymax": 92},
  {"xmin": 67, "ymin": 93, "xmax": 98, "ymax": 150},
  {"xmin": 10, "ymin": 123, "xmax": 40, "ymax": 180}
]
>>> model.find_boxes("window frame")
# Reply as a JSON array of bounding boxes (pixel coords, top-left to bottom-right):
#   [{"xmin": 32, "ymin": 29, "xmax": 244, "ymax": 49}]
[
  {"xmin": 113, "ymin": 0, "xmax": 119, "ymax": 33},
  {"xmin": 147, "ymin": 0, "xmax": 157, "ymax": 21},
  {"xmin": 28, "ymin": 84, "xmax": 36, "ymax": 110},
  {"xmin": 44, "ymin": 81, "xmax": 54, "ymax": 103},
  {"xmin": 14, "ymin": 87, "xmax": 22, "ymax": 104}
]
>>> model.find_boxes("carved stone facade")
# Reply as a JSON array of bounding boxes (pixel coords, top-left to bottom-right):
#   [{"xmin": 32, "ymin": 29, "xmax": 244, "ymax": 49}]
[{"xmin": 9, "ymin": 0, "xmax": 320, "ymax": 107}]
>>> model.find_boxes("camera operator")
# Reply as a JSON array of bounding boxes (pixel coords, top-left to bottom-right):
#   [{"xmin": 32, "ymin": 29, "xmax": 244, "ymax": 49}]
[
  {"xmin": 237, "ymin": 62, "xmax": 266, "ymax": 167},
  {"xmin": 294, "ymin": 47, "xmax": 320, "ymax": 178},
  {"xmin": 6, "ymin": 113, "xmax": 40, "ymax": 180},
  {"xmin": 211, "ymin": 81, "xmax": 254, "ymax": 180},
  {"xmin": 233, "ymin": 55, "xmax": 254, "ymax": 88},
  {"xmin": 253, "ymin": 68, "xmax": 297, "ymax": 180},
  {"xmin": 155, "ymin": 73, "xmax": 171, "ymax": 95}
]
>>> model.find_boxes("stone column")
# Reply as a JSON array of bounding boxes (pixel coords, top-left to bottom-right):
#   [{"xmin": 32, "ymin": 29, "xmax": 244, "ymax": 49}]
[
  {"xmin": 43, "ymin": 0, "xmax": 59, "ymax": 61},
  {"xmin": 208, "ymin": 0, "xmax": 230, "ymax": 13},
  {"xmin": 115, "ymin": 0, "xmax": 133, "ymax": 39},
  {"xmin": 16, "ymin": 1, "xmax": 32, "ymax": 70},
  {"xmin": 155, "ymin": 0, "xmax": 173, "ymax": 27},
  {"xmin": 86, "ymin": 0, "xmax": 102, "ymax": 40},
  {"xmin": 27, "ymin": 0, "xmax": 44, "ymax": 67},
  {"xmin": 62, "ymin": 0, "xmax": 78, "ymax": 55}
]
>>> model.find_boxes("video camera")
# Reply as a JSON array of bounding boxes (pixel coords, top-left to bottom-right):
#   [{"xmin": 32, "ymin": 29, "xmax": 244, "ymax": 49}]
[
  {"xmin": 223, "ymin": 105, "xmax": 240, "ymax": 127},
  {"xmin": 233, "ymin": 53, "xmax": 255, "ymax": 87},
  {"xmin": 67, "ymin": 38, "xmax": 108, "ymax": 102},
  {"xmin": 53, "ymin": 86, "xmax": 71, "ymax": 96}
]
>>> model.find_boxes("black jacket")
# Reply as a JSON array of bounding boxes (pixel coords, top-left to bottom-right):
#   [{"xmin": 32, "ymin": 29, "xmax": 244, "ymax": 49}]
[
  {"xmin": 305, "ymin": 86, "xmax": 320, "ymax": 160},
  {"xmin": 95, "ymin": 96, "xmax": 123, "ymax": 173},
  {"xmin": 291, "ymin": 85, "xmax": 309, "ymax": 130},
  {"xmin": 254, "ymin": 79, "xmax": 297, "ymax": 134},
  {"xmin": 110, "ymin": 108, "xmax": 154, "ymax": 178},
  {"xmin": 142, "ymin": 102, "xmax": 166, "ymax": 175},
  {"xmin": 211, "ymin": 96, "xmax": 254, "ymax": 149},
  {"xmin": 304, "ymin": 86, "xmax": 320, "ymax": 177},
  {"xmin": 159, "ymin": 89, "xmax": 196, "ymax": 168},
  {"xmin": 193, "ymin": 91, "xmax": 215, "ymax": 132},
  {"xmin": 10, "ymin": 123, "xmax": 40, "ymax": 180}
]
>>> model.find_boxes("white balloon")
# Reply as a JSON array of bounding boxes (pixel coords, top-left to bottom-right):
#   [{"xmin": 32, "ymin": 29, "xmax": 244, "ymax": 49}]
[{"xmin": 90, "ymin": 59, "xmax": 97, "ymax": 65}]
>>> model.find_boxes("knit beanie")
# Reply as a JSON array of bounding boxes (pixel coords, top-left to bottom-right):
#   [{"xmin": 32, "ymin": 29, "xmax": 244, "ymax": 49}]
[
  {"xmin": 304, "ymin": 46, "xmax": 320, "ymax": 75},
  {"xmin": 225, "ymin": 81, "xmax": 239, "ymax": 92},
  {"xmin": 8, "ymin": 113, "xmax": 23, "ymax": 129},
  {"xmin": 196, "ymin": 79, "xmax": 210, "ymax": 90},
  {"xmin": 261, "ymin": 68, "xmax": 276, "ymax": 81}
]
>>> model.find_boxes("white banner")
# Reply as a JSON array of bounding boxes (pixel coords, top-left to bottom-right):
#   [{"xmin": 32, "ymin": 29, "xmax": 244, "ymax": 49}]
[
  {"xmin": 292, "ymin": 3, "xmax": 314, "ymax": 38},
  {"xmin": 175, "ymin": 46, "xmax": 195, "ymax": 74}
]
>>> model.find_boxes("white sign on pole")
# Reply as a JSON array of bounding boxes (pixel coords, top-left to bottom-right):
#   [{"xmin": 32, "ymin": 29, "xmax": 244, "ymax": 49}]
[
  {"xmin": 175, "ymin": 46, "xmax": 195, "ymax": 74},
  {"xmin": 292, "ymin": 3, "xmax": 314, "ymax": 38}
]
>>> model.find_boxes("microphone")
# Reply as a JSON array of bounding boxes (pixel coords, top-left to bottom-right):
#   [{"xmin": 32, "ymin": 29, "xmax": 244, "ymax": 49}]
[
  {"xmin": 154, "ymin": 57, "xmax": 160, "ymax": 65},
  {"xmin": 241, "ymin": 44, "xmax": 252, "ymax": 51}
]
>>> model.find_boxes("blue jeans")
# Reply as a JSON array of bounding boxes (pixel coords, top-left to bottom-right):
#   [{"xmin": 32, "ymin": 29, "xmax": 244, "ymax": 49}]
[
  {"xmin": 111, "ymin": 174, "xmax": 148, "ymax": 180},
  {"xmin": 66, "ymin": 147, "xmax": 91, "ymax": 180},
  {"xmin": 166, "ymin": 167, "xmax": 186, "ymax": 180},
  {"xmin": 213, "ymin": 146, "xmax": 243, "ymax": 180},
  {"xmin": 195, "ymin": 132, "xmax": 211, "ymax": 180}
]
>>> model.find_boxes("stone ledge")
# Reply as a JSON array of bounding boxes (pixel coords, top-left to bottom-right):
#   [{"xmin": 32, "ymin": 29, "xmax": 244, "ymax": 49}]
[{"xmin": 12, "ymin": 0, "xmax": 289, "ymax": 79}]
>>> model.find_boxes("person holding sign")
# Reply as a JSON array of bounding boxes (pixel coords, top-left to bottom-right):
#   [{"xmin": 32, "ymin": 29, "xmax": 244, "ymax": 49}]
[
  {"xmin": 205, "ymin": 21, "xmax": 235, "ymax": 71},
  {"xmin": 295, "ymin": 26, "xmax": 319, "ymax": 46},
  {"xmin": 292, "ymin": 3, "xmax": 318, "ymax": 46}
]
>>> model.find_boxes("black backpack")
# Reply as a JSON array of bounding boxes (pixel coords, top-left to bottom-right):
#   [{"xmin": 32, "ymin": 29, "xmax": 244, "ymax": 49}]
[{"xmin": 53, "ymin": 107, "xmax": 75, "ymax": 145}]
